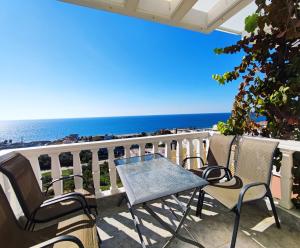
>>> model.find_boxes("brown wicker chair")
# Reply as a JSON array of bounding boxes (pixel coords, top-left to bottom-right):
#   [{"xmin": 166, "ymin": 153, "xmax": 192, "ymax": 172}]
[
  {"xmin": 0, "ymin": 185, "xmax": 99, "ymax": 248},
  {"xmin": 198, "ymin": 138, "xmax": 281, "ymax": 248},
  {"xmin": 0, "ymin": 153, "xmax": 98, "ymax": 231},
  {"xmin": 182, "ymin": 134, "xmax": 236, "ymax": 182}
]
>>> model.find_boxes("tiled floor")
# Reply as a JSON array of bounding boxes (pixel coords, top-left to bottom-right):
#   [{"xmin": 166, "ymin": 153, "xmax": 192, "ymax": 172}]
[{"xmin": 97, "ymin": 192, "xmax": 300, "ymax": 248}]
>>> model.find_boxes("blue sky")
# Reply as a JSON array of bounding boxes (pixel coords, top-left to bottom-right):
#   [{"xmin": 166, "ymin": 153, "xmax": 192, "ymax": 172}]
[{"xmin": 0, "ymin": 0, "xmax": 243, "ymax": 120}]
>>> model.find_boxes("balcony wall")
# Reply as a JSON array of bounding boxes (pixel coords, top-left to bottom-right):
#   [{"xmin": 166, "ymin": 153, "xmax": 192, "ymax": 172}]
[{"xmin": 0, "ymin": 131, "xmax": 299, "ymax": 218}]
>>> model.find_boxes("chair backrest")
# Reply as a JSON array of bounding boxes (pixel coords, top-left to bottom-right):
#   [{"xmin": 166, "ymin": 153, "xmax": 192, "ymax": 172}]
[
  {"xmin": 206, "ymin": 134, "xmax": 235, "ymax": 167},
  {"xmin": 236, "ymin": 138, "xmax": 279, "ymax": 184},
  {"xmin": 0, "ymin": 184, "xmax": 26, "ymax": 247},
  {"xmin": 0, "ymin": 153, "xmax": 44, "ymax": 218}
]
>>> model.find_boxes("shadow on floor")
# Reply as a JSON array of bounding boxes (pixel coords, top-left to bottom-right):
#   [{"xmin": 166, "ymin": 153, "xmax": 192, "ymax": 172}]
[{"xmin": 96, "ymin": 192, "xmax": 300, "ymax": 248}]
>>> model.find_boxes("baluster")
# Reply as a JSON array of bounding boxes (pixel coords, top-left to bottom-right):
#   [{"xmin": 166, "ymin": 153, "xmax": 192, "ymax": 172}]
[
  {"xmin": 125, "ymin": 146, "xmax": 131, "ymax": 158},
  {"xmin": 198, "ymin": 138, "xmax": 207, "ymax": 167},
  {"xmin": 91, "ymin": 149, "xmax": 102, "ymax": 197},
  {"xmin": 153, "ymin": 142, "xmax": 158, "ymax": 154},
  {"xmin": 203, "ymin": 137, "xmax": 209, "ymax": 162},
  {"xmin": 279, "ymin": 149, "xmax": 294, "ymax": 209},
  {"xmin": 165, "ymin": 141, "xmax": 172, "ymax": 159},
  {"xmin": 108, "ymin": 148, "xmax": 118, "ymax": 194},
  {"xmin": 49, "ymin": 153, "xmax": 62, "ymax": 196},
  {"xmin": 71, "ymin": 151, "xmax": 83, "ymax": 190},
  {"xmin": 185, "ymin": 139, "xmax": 194, "ymax": 170},
  {"xmin": 139, "ymin": 144, "xmax": 145, "ymax": 156},
  {"xmin": 176, "ymin": 140, "xmax": 183, "ymax": 165},
  {"xmin": 26, "ymin": 154, "xmax": 43, "ymax": 189}
]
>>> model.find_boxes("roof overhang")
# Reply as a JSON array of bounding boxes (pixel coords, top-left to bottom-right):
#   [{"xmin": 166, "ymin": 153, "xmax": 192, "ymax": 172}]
[{"xmin": 60, "ymin": 0, "xmax": 257, "ymax": 35}]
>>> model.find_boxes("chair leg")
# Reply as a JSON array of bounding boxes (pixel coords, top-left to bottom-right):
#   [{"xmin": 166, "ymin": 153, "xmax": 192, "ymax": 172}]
[
  {"xmin": 196, "ymin": 190, "xmax": 205, "ymax": 217},
  {"xmin": 24, "ymin": 219, "xmax": 30, "ymax": 230},
  {"xmin": 267, "ymin": 193, "xmax": 281, "ymax": 228},
  {"xmin": 93, "ymin": 206, "xmax": 99, "ymax": 215},
  {"xmin": 230, "ymin": 209, "xmax": 241, "ymax": 248},
  {"xmin": 30, "ymin": 222, "xmax": 36, "ymax": 231}
]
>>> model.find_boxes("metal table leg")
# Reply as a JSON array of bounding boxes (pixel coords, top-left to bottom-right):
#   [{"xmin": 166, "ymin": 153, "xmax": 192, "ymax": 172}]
[
  {"xmin": 127, "ymin": 200, "xmax": 147, "ymax": 248},
  {"xmin": 126, "ymin": 188, "xmax": 204, "ymax": 248},
  {"xmin": 143, "ymin": 188, "xmax": 203, "ymax": 248}
]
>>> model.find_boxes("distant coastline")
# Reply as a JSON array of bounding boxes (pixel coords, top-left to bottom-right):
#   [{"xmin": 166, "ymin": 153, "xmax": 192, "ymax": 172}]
[{"xmin": 0, "ymin": 113, "xmax": 231, "ymax": 144}]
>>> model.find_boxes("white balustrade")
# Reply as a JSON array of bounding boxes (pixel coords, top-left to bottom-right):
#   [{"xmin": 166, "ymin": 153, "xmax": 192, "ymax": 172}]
[
  {"xmin": 125, "ymin": 146, "xmax": 131, "ymax": 158},
  {"xmin": 279, "ymin": 149, "xmax": 295, "ymax": 209},
  {"xmin": 91, "ymin": 149, "xmax": 102, "ymax": 197},
  {"xmin": 176, "ymin": 140, "xmax": 183, "ymax": 165},
  {"xmin": 139, "ymin": 144, "xmax": 145, "ymax": 157},
  {"xmin": 1, "ymin": 131, "xmax": 299, "ymax": 210},
  {"xmin": 49, "ymin": 153, "xmax": 63, "ymax": 195},
  {"xmin": 152, "ymin": 142, "xmax": 159, "ymax": 154},
  {"xmin": 25, "ymin": 154, "xmax": 43, "ymax": 189},
  {"xmin": 71, "ymin": 151, "xmax": 83, "ymax": 190},
  {"xmin": 165, "ymin": 141, "xmax": 172, "ymax": 159},
  {"xmin": 0, "ymin": 132, "xmax": 213, "ymax": 198},
  {"xmin": 108, "ymin": 148, "xmax": 118, "ymax": 194},
  {"xmin": 185, "ymin": 139, "xmax": 193, "ymax": 170}
]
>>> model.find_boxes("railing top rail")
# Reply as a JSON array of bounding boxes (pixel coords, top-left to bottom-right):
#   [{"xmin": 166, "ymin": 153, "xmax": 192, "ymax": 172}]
[
  {"xmin": 3, "ymin": 131, "xmax": 209, "ymax": 156},
  {"xmin": 240, "ymin": 135, "xmax": 300, "ymax": 152}
]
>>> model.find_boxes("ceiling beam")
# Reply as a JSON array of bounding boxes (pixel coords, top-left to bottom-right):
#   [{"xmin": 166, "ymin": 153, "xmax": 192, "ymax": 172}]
[
  {"xmin": 125, "ymin": 0, "xmax": 139, "ymax": 12},
  {"xmin": 170, "ymin": 0, "xmax": 197, "ymax": 22},
  {"xmin": 207, "ymin": 0, "xmax": 253, "ymax": 32}
]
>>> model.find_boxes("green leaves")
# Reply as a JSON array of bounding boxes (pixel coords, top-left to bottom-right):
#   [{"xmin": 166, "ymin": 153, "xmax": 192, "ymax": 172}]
[
  {"xmin": 245, "ymin": 13, "xmax": 258, "ymax": 33},
  {"xmin": 211, "ymin": 0, "xmax": 299, "ymax": 143},
  {"xmin": 212, "ymin": 74, "xmax": 225, "ymax": 84},
  {"xmin": 213, "ymin": 48, "xmax": 224, "ymax": 55},
  {"xmin": 211, "ymin": 0, "xmax": 300, "ymax": 206},
  {"xmin": 270, "ymin": 86, "xmax": 290, "ymax": 106}
]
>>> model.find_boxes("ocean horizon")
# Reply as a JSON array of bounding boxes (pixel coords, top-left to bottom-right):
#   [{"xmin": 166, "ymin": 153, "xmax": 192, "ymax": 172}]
[{"xmin": 0, "ymin": 113, "xmax": 232, "ymax": 142}]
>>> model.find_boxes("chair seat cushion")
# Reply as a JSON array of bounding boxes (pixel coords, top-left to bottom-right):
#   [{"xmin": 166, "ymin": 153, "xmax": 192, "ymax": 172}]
[
  {"xmin": 36, "ymin": 189, "xmax": 97, "ymax": 222},
  {"xmin": 30, "ymin": 214, "xmax": 98, "ymax": 248},
  {"xmin": 203, "ymin": 176, "xmax": 267, "ymax": 210}
]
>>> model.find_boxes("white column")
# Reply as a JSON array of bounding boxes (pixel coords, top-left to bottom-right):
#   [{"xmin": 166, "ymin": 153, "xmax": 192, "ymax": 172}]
[
  {"xmin": 193, "ymin": 139, "xmax": 202, "ymax": 168},
  {"xmin": 26, "ymin": 155, "xmax": 43, "ymax": 189},
  {"xmin": 153, "ymin": 142, "xmax": 159, "ymax": 154},
  {"xmin": 91, "ymin": 149, "xmax": 102, "ymax": 197},
  {"xmin": 185, "ymin": 139, "xmax": 194, "ymax": 170},
  {"xmin": 125, "ymin": 146, "xmax": 131, "ymax": 158},
  {"xmin": 201, "ymin": 138, "xmax": 208, "ymax": 165},
  {"xmin": 176, "ymin": 140, "xmax": 183, "ymax": 165},
  {"xmin": 108, "ymin": 148, "xmax": 118, "ymax": 194},
  {"xmin": 71, "ymin": 151, "xmax": 83, "ymax": 190},
  {"xmin": 279, "ymin": 149, "xmax": 294, "ymax": 209},
  {"xmin": 165, "ymin": 141, "xmax": 172, "ymax": 159},
  {"xmin": 49, "ymin": 153, "xmax": 62, "ymax": 196},
  {"xmin": 139, "ymin": 144, "xmax": 145, "ymax": 156}
]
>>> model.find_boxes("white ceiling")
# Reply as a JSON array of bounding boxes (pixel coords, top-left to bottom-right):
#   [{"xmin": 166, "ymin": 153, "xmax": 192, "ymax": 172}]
[{"xmin": 60, "ymin": 0, "xmax": 257, "ymax": 35}]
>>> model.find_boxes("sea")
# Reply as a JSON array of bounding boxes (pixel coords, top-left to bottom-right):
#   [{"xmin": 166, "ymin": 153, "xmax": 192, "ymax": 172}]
[{"xmin": 0, "ymin": 113, "xmax": 232, "ymax": 142}]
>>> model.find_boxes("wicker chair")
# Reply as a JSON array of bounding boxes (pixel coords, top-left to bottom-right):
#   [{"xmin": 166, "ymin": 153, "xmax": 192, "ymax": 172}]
[
  {"xmin": 0, "ymin": 153, "xmax": 98, "ymax": 231},
  {"xmin": 198, "ymin": 138, "xmax": 281, "ymax": 248},
  {"xmin": 0, "ymin": 185, "xmax": 99, "ymax": 248}
]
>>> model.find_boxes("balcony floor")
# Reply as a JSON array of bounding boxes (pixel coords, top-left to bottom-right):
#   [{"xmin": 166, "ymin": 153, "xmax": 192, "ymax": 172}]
[{"xmin": 97, "ymin": 192, "xmax": 300, "ymax": 248}]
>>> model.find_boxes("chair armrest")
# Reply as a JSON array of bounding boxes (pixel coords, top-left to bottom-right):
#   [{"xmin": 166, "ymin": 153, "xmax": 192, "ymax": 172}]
[
  {"xmin": 31, "ymin": 195, "xmax": 89, "ymax": 222},
  {"xmin": 182, "ymin": 156, "xmax": 205, "ymax": 168},
  {"xmin": 44, "ymin": 174, "xmax": 83, "ymax": 195},
  {"xmin": 31, "ymin": 235, "xmax": 84, "ymax": 248},
  {"xmin": 237, "ymin": 182, "xmax": 269, "ymax": 210},
  {"xmin": 44, "ymin": 191, "xmax": 90, "ymax": 209},
  {"xmin": 202, "ymin": 166, "xmax": 232, "ymax": 180}
]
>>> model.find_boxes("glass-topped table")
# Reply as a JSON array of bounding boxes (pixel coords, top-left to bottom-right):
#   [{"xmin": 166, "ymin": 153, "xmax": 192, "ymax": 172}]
[{"xmin": 115, "ymin": 154, "xmax": 208, "ymax": 248}]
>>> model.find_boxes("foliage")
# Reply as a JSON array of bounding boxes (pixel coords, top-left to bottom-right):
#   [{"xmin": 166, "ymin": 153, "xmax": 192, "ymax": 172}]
[
  {"xmin": 213, "ymin": 0, "xmax": 300, "ymax": 206},
  {"xmin": 213, "ymin": 0, "xmax": 300, "ymax": 140}
]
